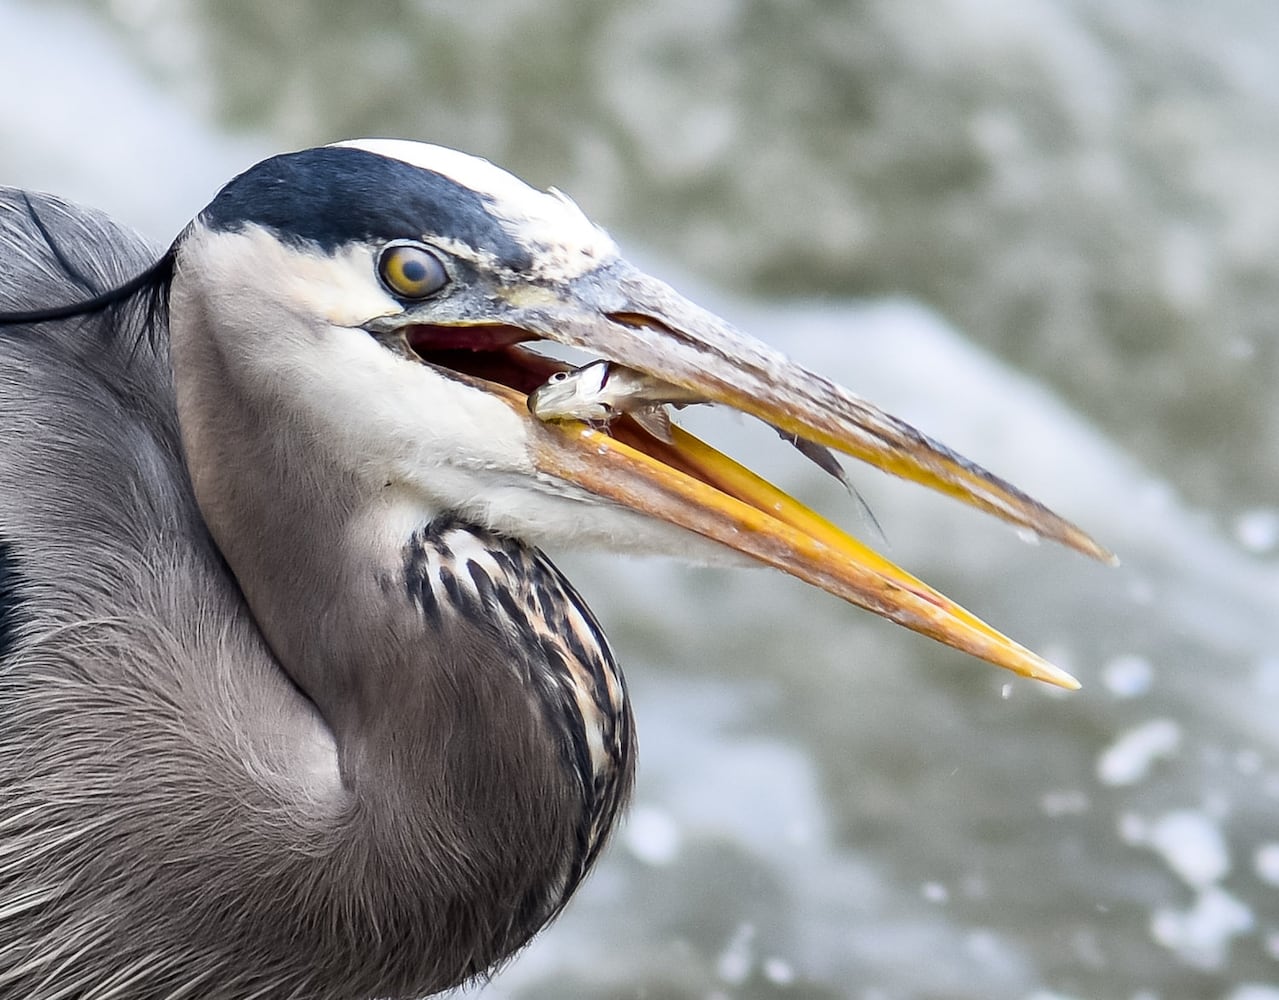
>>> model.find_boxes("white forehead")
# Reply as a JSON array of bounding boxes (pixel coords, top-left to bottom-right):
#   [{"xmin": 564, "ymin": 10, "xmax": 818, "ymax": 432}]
[{"xmin": 332, "ymin": 138, "xmax": 618, "ymax": 280}]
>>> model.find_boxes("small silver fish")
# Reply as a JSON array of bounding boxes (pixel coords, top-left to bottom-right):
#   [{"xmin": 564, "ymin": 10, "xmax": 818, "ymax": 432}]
[
  {"xmin": 529, "ymin": 361, "xmax": 884, "ymax": 541},
  {"xmin": 528, "ymin": 360, "xmax": 703, "ymax": 442}
]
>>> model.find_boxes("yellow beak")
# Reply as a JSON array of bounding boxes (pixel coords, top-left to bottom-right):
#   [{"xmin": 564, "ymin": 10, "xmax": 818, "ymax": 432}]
[{"xmin": 411, "ymin": 258, "xmax": 1113, "ymax": 689}]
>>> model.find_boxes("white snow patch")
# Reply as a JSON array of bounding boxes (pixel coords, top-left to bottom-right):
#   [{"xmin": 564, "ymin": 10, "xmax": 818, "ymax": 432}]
[
  {"xmin": 1150, "ymin": 886, "xmax": 1253, "ymax": 970},
  {"xmin": 762, "ymin": 957, "xmax": 795, "ymax": 986},
  {"xmin": 1225, "ymin": 985, "xmax": 1279, "ymax": 1000},
  {"xmin": 1234, "ymin": 507, "xmax": 1279, "ymax": 554},
  {"xmin": 1234, "ymin": 749, "xmax": 1263, "ymax": 775},
  {"xmin": 1145, "ymin": 810, "xmax": 1231, "ymax": 888},
  {"xmin": 716, "ymin": 923, "xmax": 755, "ymax": 984},
  {"xmin": 1253, "ymin": 843, "xmax": 1279, "ymax": 886},
  {"xmin": 1041, "ymin": 789, "xmax": 1091, "ymax": 817},
  {"xmin": 921, "ymin": 881, "xmax": 950, "ymax": 904},
  {"xmin": 1254, "ymin": 656, "xmax": 1279, "ymax": 697},
  {"xmin": 1126, "ymin": 576, "xmax": 1156, "ymax": 606},
  {"xmin": 621, "ymin": 804, "xmax": 682, "ymax": 867},
  {"xmin": 1101, "ymin": 654, "xmax": 1154, "ymax": 698},
  {"xmin": 1096, "ymin": 719, "xmax": 1181, "ymax": 786},
  {"xmin": 963, "ymin": 929, "xmax": 1007, "ymax": 964},
  {"xmin": 1118, "ymin": 811, "xmax": 1147, "ymax": 845}
]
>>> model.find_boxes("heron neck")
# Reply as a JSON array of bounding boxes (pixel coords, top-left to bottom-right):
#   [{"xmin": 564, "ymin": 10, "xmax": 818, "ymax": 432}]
[
  {"xmin": 165, "ymin": 288, "xmax": 564, "ymax": 801},
  {"xmin": 167, "ymin": 302, "xmax": 590, "ymax": 976}
]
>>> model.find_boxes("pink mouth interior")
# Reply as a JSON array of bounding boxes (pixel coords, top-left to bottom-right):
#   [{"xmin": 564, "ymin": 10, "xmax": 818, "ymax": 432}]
[{"xmin": 404, "ymin": 324, "xmax": 563, "ymax": 395}]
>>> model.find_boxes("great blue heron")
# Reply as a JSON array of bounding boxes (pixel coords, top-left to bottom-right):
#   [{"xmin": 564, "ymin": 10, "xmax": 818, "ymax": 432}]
[{"xmin": 0, "ymin": 140, "xmax": 1109, "ymax": 999}]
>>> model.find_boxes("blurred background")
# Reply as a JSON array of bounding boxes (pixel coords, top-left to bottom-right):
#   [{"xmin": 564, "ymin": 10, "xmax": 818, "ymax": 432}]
[{"xmin": 3, "ymin": 1, "xmax": 1278, "ymax": 997}]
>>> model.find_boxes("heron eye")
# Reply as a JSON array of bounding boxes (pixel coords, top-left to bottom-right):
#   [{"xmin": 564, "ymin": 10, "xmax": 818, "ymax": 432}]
[{"xmin": 378, "ymin": 243, "xmax": 448, "ymax": 300}]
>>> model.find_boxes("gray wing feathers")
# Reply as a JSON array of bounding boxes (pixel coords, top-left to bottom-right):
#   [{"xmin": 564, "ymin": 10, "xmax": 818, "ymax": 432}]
[
  {"xmin": 0, "ymin": 190, "xmax": 150, "ymax": 302},
  {"xmin": 0, "ymin": 191, "xmax": 340, "ymax": 1000},
  {"xmin": 0, "ymin": 188, "xmax": 223, "ymax": 651}
]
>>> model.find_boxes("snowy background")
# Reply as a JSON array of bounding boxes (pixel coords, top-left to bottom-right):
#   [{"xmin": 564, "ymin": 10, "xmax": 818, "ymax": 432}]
[{"xmin": 3, "ymin": 1, "xmax": 1278, "ymax": 998}]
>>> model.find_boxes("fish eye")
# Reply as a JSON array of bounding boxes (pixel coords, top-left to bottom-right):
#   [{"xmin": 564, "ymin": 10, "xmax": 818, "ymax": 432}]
[
  {"xmin": 549, "ymin": 371, "xmax": 571, "ymax": 383},
  {"xmin": 378, "ymin": 242, "xmax": 448, "ymax": 300}
]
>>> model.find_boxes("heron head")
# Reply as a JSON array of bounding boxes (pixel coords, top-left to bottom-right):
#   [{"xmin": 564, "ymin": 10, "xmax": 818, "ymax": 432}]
[{"xmin": 168, "ymin": 138, "xmax": 1111, "ymax": 688}]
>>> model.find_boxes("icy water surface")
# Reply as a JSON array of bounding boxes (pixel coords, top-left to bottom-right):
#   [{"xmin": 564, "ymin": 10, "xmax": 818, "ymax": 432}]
[{"xmin": 3, "ymin": 1, "xmax": 1278, "ymax": 998}]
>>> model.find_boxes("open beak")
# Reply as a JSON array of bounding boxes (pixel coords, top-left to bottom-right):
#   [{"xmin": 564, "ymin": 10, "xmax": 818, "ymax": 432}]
[{"xmin": 398, "ymin": 259, "xmax": 1114, "ymax": 690}]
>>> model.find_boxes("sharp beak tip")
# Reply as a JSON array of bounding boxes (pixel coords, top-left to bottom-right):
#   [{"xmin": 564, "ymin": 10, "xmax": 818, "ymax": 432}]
[
  {"xmin": 1021, "ymin": 655, "xmax": 1082, "ymax": 691},
  {"xmin": 1057, "ymin": 525, "xmax": 1119, "ymax": 567}
]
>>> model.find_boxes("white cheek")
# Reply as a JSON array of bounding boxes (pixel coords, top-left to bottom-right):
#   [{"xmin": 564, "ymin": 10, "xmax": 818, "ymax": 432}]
[
  {"xmin": 267, "ymin": 336, "xmax": 742, "ymax": 563},
  {"xmin": 295, "ymin": 338, "xmax": 737, "ymax": 562},
  {"xmin": 286, "ymin": 333, "xmax": 536, "ymax": 492}
]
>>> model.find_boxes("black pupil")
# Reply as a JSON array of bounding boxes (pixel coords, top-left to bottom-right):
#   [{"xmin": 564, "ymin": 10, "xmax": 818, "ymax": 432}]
[{"xmin": 401, "ymin": 256, "xmax": 429, "ymax": 284}]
